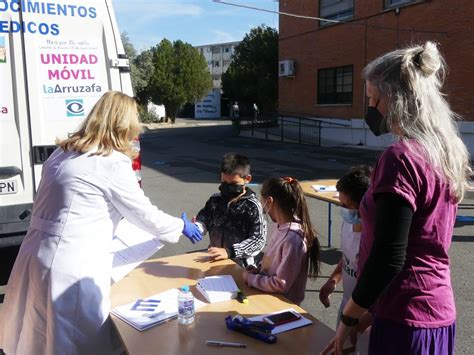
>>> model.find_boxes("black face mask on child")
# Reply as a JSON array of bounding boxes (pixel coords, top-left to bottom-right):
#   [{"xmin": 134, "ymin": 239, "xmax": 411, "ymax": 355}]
[{"xmin": 219, "ymin": 182, "xmax": 244, "ymax": 199}]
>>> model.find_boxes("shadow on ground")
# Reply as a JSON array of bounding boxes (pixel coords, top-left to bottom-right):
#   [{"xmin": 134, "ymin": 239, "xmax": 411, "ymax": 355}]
[{"xmin": 140, "ymin": 124, "xmax": 382, "ymax": 184}]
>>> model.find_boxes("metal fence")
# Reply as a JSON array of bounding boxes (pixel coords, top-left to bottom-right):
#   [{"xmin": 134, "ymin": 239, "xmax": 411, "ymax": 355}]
[{"xmin": 236, "ymin": 114, "xmax": 347, "ymax": 146}]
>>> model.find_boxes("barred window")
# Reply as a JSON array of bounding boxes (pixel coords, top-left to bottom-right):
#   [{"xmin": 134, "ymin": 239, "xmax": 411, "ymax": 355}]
[
  {"xmin": 320, "ymin": 0, "xmax": 354, "ymax": 26},
  {"xmin": 384, "ymin": 0, "xmax": 418, "ymax": 9},
  {"xmin": 317, "ymin": 65, "xmax": 353, "ymax": 105}
]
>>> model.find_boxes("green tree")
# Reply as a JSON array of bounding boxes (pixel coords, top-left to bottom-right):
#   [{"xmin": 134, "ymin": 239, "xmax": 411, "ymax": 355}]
[
  {"xmin": 121, "ymin": 31, "xmax": 136, "ymax": 59},
  {"xmin": 121, "ymin": 32, "xmax": 153, "ymax": 106},
  {"xmin": 222, "ymin": 25, "xmax": 278, "ymax": 113},
  {"xmin": 132, "ymin": 49, "xmax": 154, "ymax": 105},
  {"xmin": 149, "ymin": 39, "xmax": 212, "ymax": 122}
]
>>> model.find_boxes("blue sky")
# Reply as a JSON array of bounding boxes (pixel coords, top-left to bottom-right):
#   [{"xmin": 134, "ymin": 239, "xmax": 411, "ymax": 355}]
[{"xmin": 113, "ymin": 0, "xmax": 279, "ymax": 51}]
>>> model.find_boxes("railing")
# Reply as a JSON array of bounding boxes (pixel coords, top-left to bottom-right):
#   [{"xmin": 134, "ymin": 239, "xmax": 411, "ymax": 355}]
[{"xmin": 236, "ymin": 113, "xmax": 349, "ymax": 146}]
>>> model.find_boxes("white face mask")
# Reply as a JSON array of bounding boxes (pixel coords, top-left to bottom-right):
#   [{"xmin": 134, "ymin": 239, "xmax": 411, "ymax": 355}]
[
  {"xmin": 339, "ymin": 207, "xmax": 361, "ymax": 225},
  {"xmin": 261, "ymin": 198, "xmax": 276, "ymax": 223}
]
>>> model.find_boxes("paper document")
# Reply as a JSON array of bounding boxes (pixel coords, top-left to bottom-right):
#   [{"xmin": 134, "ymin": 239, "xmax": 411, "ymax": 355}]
[
  {"xmin": 312, "ymin": 184, "xmax": 337, "ymax": 192},
  {"xmin": 249, "ymin": 308, "xmax": 312, "ymax": 334},
  {"xmin": 111, "ymin": 288, "xmax": 205, "ymax": 331},
  {"xmin": 111, "ymin": 219, "xmax": 164, "ymax": 283},
  {"xmin": 196, "ymin": 275, "xmax": 239, "ymax": 303}
]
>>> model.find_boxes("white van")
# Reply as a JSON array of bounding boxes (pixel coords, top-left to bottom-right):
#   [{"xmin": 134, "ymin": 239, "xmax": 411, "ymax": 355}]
[{"xmin": 0, "ymin": 0, "xmax": 134, "ymax": 274}]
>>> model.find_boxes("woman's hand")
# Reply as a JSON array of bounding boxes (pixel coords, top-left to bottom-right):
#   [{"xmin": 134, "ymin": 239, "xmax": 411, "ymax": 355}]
[
  {"xmin": 181, "ymin": 212, "xmax": 203, "ymax": 244},
  {"xmin": 320, "ymin": 322, "xmax": 357, "ymax": 355},
  {"xmin": 357, "ymin": 312, "xmax": 373, "ymax": 334},
  {"xmin": 321, "ymin": 298, "xmax": 366, "ymax": 354},
  {"xmin": 319, "ymin": 279, "xmax": 337, "ymax": 308}
]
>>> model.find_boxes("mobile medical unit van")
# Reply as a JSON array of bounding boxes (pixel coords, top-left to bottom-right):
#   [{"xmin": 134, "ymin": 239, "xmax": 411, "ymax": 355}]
[{"xmin": 0, "ymin": 0, "xmax": 135, "ymax": 289}]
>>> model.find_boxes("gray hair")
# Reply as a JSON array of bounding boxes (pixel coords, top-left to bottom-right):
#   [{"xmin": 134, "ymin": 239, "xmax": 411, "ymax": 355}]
[{"xmin": 363, "ymin": 41, "xmax": 471, "ymax": 202}]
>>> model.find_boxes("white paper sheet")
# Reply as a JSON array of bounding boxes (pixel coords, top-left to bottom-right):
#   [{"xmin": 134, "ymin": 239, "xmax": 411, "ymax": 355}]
[
  {"xmin": 111, "ymin": 219, "xmax": 164, "ymax": 282},
  {"xmin": 312, "ymin": 184, "xmax": 337, "ymax": 192},
  {"xmin": 249, "ymin": 308, "xmax": 312, "ymax": 334},
  {"xmin": 196, "ymin": 275, "xmax": 239, "ymax": 303}
]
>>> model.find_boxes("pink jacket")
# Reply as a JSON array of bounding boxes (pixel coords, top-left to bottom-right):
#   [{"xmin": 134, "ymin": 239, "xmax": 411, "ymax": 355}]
[{"xmin": 246, "ymin": 222, "xmax": 308, "ymax": 305}]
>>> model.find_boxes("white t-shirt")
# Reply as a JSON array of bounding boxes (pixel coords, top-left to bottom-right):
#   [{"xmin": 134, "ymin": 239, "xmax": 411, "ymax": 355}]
[
  {"xmin": 340, "ymin": 220, "xmax": 361, "ymax": 304},
  {"xmin": 337, "ymin": 221, "xmax": 369, "ymax": 355}
]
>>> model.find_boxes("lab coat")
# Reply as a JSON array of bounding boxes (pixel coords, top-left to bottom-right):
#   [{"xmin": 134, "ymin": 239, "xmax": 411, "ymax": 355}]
[{"xmin": 0, "ymin": 148, "xmax": 184, "ymax": 355}]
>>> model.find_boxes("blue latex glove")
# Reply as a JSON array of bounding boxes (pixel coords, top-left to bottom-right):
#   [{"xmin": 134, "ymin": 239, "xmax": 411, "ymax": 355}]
[{"xmin": 181, "ymin": 212, "xmax": 202, "ymax": 244}]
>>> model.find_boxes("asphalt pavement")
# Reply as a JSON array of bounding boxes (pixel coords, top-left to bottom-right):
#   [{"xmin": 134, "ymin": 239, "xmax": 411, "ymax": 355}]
[{"xmin": 140, "ymin": 118, "xmax": 474, "ymax": 353}]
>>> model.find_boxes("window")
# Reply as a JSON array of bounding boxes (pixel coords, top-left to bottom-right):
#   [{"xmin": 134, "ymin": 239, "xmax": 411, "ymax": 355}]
[
  {"xmin": 224, "ymin": 47, "xmax": 230, "ymax": 53},
  {"xmin": 384, "ymin": 0, "xmax": 418, "ymax": 8},
  {"xmin": 317, "ymin": 65, "xmax": 353, "ymax": 105},
  {"xmin": 319, "ymin": 0, "xmax": 354, "ymax": 26},
  {"xmin": 212, "ymin": 75, "xmax": 220, "ymax": 81},
  {"xmin": 213, "ymin": 60, "xmax": 220, "ymax": 67},
  {"xmin": 212, "ymin": 46, "xmax": 221, "ymax": 54}
]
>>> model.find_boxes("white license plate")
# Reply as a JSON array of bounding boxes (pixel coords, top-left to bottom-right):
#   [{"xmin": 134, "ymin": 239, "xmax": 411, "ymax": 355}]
[{"xmin": 0, "ymin": 180, "xmax": 18, "ymax": 195}]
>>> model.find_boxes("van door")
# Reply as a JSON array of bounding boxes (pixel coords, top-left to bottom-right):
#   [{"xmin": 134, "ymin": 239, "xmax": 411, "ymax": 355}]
[{"xmin": 0, "ymin": 7, "xmax": 34, "ymax": 238}]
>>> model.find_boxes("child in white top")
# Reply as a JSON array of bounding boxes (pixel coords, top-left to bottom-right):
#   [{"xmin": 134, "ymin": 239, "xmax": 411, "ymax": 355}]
[{"xmin": 319, "ymin": 166, "xmax": 372, "ymax": 354}]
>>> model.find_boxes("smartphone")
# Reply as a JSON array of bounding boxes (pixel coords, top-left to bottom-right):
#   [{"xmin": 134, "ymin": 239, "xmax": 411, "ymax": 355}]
[{"xmin": 263, "ymin": 310, "xmax": 301, "ymax": 326}]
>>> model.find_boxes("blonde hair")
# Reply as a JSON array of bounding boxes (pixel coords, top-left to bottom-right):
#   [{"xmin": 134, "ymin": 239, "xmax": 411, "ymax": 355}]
[
  {"xmin": 56, "ymin": 91, "xmax": 141, "ymax": 159},
  {"xmin": 364, "ymin": 41, "xmax": 471, "ymax": 202}
]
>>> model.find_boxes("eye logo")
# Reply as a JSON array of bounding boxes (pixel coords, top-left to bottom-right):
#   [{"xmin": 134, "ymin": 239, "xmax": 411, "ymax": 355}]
[{"xmin": 66, "ymin": 99, "xmax": 84, "ymax": 117}]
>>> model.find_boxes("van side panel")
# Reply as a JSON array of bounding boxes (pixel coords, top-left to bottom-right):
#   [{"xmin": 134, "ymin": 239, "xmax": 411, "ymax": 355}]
[
  {"xmin": 0, "ymin": 8, "xmax": 34, "ymax": 235},
  {"xmin": 18, "ymin": 0, "xmax": 122, "ymax": 189},
  {"xmin": 0, "ymin": 0, "xmax": 131, "ymax": 235}
]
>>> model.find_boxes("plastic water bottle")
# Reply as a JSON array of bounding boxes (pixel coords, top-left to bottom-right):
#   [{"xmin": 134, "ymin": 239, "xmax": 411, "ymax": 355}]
[{"xmin": 178, "ymin": 285, "xmax": 195, "ymax": 325}]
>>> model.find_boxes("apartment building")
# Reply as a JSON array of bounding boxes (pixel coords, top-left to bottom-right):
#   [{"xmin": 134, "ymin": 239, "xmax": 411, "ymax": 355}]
[
  {"xmin": 0, "ymin": 44, "xmax": 6, "ymax": 62},
  {"xmin": 195, "ymin": 41, "xmax": 240, "ymax": 89},
  {"xmin": 193, "ymin": 41, "xmax": 240, "ymax": 118}
]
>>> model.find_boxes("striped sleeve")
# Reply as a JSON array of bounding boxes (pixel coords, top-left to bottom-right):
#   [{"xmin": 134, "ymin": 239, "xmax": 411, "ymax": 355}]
[{"xmin": 231, "ymin": 195, "xmax": 267, "ymax": 258}]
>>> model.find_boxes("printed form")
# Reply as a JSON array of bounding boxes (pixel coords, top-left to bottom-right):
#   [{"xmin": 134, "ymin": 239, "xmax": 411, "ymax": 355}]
[{"xmin": 110, "ymin": 219, "xmax": 164, "ymax": 282}]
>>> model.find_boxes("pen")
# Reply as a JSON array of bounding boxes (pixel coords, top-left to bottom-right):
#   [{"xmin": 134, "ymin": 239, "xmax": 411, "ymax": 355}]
[{"xmin": 206, "ymin": 340, "xmax": 247, "ymax": 348}]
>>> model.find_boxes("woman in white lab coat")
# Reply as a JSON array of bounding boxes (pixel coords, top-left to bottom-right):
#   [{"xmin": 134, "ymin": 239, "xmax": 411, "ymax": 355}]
[{"xmin": 0, "ymin": 91, "xmax": 202, "ymax": 355}]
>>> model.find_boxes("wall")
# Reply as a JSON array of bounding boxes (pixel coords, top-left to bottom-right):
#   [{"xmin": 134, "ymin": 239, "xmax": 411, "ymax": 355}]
[{"xmin": 278, "ymin": 0, "xmax": 474, "ymax": 153}]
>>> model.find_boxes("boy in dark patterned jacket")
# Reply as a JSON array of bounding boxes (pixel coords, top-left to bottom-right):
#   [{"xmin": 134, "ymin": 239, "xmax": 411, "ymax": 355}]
[{"xmin": 194, "ymin": 153, "xmax": 267, "ymax": 267}]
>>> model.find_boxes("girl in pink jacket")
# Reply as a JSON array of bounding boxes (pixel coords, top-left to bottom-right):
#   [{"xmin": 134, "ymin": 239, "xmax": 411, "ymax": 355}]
[{"xmin": 242, "ymin": 177, "xmax": 320, "ymax": 305}]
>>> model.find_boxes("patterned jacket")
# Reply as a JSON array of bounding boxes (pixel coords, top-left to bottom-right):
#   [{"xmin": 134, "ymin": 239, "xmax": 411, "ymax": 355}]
[{"xmin": 195, "ymin": 188, "xmax": 267, "ymax": 266}]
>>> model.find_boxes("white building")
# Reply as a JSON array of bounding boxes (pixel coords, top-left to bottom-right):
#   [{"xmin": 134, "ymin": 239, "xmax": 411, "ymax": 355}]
[
  {"xmin": 0, "ymin": 46, "xmax": 6, "ymax": 62},
  {"xmin": 195, "ymin": 41, "xmax": 240, "ymax": 90}
]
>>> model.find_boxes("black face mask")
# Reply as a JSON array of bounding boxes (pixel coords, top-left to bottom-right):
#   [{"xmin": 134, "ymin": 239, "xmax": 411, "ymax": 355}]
[
  {"xmin": 365, "ymin": 99, "xmax": 389, "ymax": 136},
  {"xmin": 219, "ymin": 182, "xmax": 244, "ymax": 199}
]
